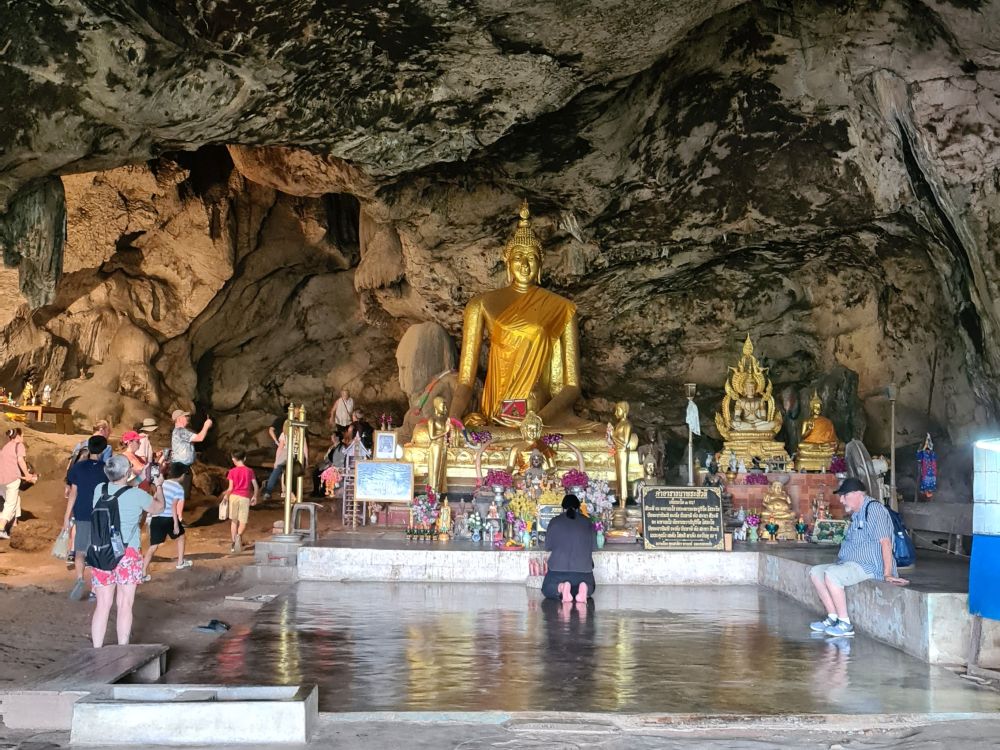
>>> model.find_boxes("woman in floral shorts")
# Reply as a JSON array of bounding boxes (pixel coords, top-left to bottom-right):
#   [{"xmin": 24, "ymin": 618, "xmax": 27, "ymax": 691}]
[{"xmin": 90, "ymin": 455, "xmax": 163, "ymax": 648}]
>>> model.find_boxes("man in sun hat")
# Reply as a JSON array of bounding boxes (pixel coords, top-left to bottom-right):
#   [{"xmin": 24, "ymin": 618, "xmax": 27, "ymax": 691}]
[
  {"xmin": 808, "ymin": 477, "xmax": 909, "ymax": 638},
  {"xmin": 170, "ymin": 409, "xmax": 212, "ymax": 499}
]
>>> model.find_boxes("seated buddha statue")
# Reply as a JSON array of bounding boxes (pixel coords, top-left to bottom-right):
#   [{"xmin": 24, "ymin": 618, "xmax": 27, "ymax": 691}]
[
  {"xmin": 448, "ymin": 201, "xmax": 597, "ymax": 435},
  {"xmin": 795, "ymin": 391, "xmax": 839, "ymax": 472},
  {"xmin": 505, "ymin": 411, "xmax": 555, "ymax": 475},
  {"xmin": 761, "ymin": 480, "xmax": 796, "ymax": 540},
  {"xmin": 713, "ymin": 335, "xmax": 787, "ymax": 464}
]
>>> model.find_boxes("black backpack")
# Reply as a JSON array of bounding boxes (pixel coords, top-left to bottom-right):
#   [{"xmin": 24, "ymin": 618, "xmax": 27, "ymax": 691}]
[{"xmin": 86, "ymin": 483, "xmax": 129, "ymax": 571}]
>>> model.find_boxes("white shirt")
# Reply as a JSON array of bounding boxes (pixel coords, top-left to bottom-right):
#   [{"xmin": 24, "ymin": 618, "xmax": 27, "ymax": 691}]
[{"xmin": 333, "ymin": 397, "xmax": 354, "ymax": 427}]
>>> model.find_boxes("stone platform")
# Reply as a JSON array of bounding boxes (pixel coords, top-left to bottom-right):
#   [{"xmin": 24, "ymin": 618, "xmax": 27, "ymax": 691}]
[{"xmin": 295, "ymin": 535, "xmax": 998, "ymax": 667}]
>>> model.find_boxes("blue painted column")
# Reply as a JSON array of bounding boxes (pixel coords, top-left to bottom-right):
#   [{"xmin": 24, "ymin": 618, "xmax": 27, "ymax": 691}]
[{"xmin": 971, "ymin": 439, "xmax": 1000, "ymax": 619}]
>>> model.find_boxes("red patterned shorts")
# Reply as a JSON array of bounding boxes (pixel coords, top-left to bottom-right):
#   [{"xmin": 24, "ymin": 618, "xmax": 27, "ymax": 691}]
[{"xmin": 91, "ymin": 547, "xmax": 144, "ymax": 588}]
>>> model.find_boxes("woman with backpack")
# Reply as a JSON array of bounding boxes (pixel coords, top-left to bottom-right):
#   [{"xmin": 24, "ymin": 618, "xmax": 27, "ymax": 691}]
[
  {"xmin": 90, "ymin": 454, "xmax": 163, "ymax": 647},
  {"xmin": 0, "ymin": 428, "xmax": 39, "ymax": 539}
]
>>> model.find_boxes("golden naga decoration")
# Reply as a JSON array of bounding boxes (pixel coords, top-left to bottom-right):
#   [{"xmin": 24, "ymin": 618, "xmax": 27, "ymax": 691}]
[
  {"xmin": 714, "ymin": 335, "xmax": 787, "ymax": 464},
  {"xmin": 795, "ymin": 391, "xmax": 839, "ymax": 472}
]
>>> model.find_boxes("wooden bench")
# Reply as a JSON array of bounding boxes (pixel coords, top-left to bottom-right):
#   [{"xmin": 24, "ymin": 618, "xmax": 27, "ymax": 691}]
[{"xmin": 0, "ymin": 643, "xmax": 168, "ymax": 730}]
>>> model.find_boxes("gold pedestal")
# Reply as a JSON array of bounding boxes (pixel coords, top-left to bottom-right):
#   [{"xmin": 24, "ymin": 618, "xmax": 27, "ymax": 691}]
[
  {"xmin": 722, "ymin": 434, "xmax": 788, "ymax": 466},
  {"xmin": 795, "ymin": 444, "xmax": 835, "ymax": 472}
]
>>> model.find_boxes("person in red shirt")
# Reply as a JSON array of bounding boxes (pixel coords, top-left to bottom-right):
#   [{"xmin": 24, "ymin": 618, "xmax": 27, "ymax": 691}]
[{"xmin": 223, "ymin": 449, "xmax": 258, "ymax": 553}]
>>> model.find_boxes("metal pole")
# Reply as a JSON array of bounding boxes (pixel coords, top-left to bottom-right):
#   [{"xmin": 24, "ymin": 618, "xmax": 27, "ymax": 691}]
[
  {"xmin": 888, "ymin": 384, "xmax": 897, "ymax": 511},
  {"xmin": 282, "ymin": 403, "xmax": 296, "ymax": 535}
]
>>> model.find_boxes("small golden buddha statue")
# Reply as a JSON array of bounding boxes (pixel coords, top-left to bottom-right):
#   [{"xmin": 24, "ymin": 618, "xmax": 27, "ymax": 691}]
[
  {"xmin": 611, "ymin": 401, "xmax": 638, "ymax": 504},
  {"xmin": 795, "ymin": 392, "xmax": 838, "ymax": 472},
  {"xmin": 19, "ymin": 381, "xmax": 35, "ymax": 407},
  {"xmin": 426, "ymin": 396, "xmax": 450, "ymax": 495},
  {"xmin": 506, "ymin": 410, "xmax": 555, "ymax": 475},
  {"xmin": 761, "ymin": 480, "xmax": 796, "ymax": 540},
  {"xmin": 714, "ymin": 335, "xmax": 787, "ymax": 465}
]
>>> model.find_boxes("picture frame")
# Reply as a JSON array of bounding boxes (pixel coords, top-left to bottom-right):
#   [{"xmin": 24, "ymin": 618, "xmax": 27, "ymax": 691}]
[
  {"xmin": 499, "ymin": 399, "xmax": 527, "ymax": 420},
  {"xmin": 374, "ymin": 430, "xmax": 397, "ymax": 461},
  {"xmin": 354, "ymin": 460, "xmax": 414, "ymax": 503}
]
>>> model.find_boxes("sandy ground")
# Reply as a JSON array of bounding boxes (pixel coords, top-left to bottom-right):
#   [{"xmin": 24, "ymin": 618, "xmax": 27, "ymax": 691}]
[{"xmin": 0, "ymin": 419, "xmax": 340, "ymax": 687}]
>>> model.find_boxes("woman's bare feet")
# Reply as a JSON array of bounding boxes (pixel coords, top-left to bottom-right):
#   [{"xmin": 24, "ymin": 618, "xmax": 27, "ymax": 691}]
[
  {"xmin": 558, "ymin": 581, "xmax": 573, "ymax": 603},
  {"xmin": 575, "ymin": 582, "xmax": 589, "ymax": 602}
]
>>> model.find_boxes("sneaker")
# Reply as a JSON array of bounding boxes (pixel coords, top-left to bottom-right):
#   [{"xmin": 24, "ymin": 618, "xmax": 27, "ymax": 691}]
[
  {"xmin": 142, "ymin": 574, "xmax": 152, "ymax": 583},
  {"xmin": 87, "ymin": 591, "xmax": 96, "ymax": 602},
  {"xmin": 825, "ymin": 620, "xmax": 855, "ymax": 637},
  {"xmin": 69, "ymin": 578, "xmax": 85, "ymax": 601},
  {"xmin": 810, "ymin": 616, "xmax": 838, "ymax": 632},
  {"xmin": 229, "ymin": 543, "xmax": 236, "ymax": 553},
  {"xmin": 176, "ymin": 560, "xmax": 193, "ymax": 570}
]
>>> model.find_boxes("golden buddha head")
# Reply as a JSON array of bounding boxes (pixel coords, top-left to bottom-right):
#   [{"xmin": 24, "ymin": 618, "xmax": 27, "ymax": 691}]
[
  {"xmin": 809, "ymin": 391, "xmax": 823, "ymax": 417},
  {"xmin": 432, "ymin": 396, "xmax": 448, "ymax": 417},
  {"xmin": 520, "ymin": 410, "xmax": 543, "ymax": 441},
  {"xmin": 503, "ymin": 201, "xmax": 543, "ymax": 287},
  {"xmin": 614, "ymin": 401, "xmax": 629, "ymax": 420}
]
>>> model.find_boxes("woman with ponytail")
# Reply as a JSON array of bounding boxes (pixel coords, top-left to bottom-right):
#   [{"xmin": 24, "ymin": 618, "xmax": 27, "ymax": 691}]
[
  {"xmin": 0, "ymin": 428, "xmax": 38, "ymax": 539},
  {"xmin": 542, "ymin": 494, "xmax": 597, "ymax": 603}
]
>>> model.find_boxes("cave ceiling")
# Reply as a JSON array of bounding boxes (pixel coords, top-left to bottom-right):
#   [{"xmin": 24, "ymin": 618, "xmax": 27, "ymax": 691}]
[{"xmin": 0, "ymin": 0, "xmax": 998, "ymax": 470}]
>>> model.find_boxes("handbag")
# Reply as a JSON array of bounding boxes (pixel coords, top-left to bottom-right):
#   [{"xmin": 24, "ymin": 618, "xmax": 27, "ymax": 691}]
[
  {"xmin": 51, "ymin": 528, "xmax": 70, "ymax": 560},
  {"xmin": 219, "ymin": 495, "xmax": 229, "ymax": 521}
]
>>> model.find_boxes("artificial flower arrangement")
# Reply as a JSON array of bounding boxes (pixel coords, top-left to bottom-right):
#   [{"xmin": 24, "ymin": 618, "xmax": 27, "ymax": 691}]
[
  {"xmin": 743, "ymin": 473, "xmax": 769, "ymax": 485},
  {"xmin": 410, "ymin": 485, "xmax": 441, "ymax": 527},
  {"xmin": 466, "ymin": 511, "xmax": 484, "ymax": 534},
  {"xmin": 829, "ymin": 455, "xmax": 848, "ymax": 474},
  {"xmin": 320, "ymin": 466, "xmax": 342, "ymax": 495},
  {"xmin": 541, "ymin": 433, "xmax": 563, "ymax": 448},
  {"xmin": 745, "ymin": 511, "xmax": 761, "ymax": 528},
  {"xmin": 561, "ymin": 468, "xmax": 590, "ymax": 491},
  {"xmin": 508, "ymin": 491, "xmax": 538, "ymax": 527},
  {"xmin": 464, "ymin": 429, "xmax": 493, "ymax": 447},
  {"xmin": 485, "ymin": 468, "xmax": 513, "ymax": 489},
  {"xmin": 584, "ymin": 477, "xmax": 614, "ymax": 516},
  {"xmin": 592, "ymin": 518, "xmax": 605, "ymax": 533}
]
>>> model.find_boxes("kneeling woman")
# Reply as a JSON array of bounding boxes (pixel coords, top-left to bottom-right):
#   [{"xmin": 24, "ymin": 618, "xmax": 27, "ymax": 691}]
[{"xmin": 542, "ymin": 494, "xmax": 596, "ymax": 603}]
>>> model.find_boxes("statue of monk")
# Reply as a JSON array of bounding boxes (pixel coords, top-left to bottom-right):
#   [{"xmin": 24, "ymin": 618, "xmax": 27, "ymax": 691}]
[
  {"xmin": 732, "ymin": 379, "xmax": 778, "ymax": 433},
  {"xmin": 801, "ymin": 392, "xmax": 838, "ymax": 446},
  {"xmin": 611, "ymin": 401, "xmax": 638, "ymax": 504},
  {"xmin": 449, "ymin": 202, "xmax": 587, "ymax": 430},
  {"xmin": 426, "ymin": 396, "xmax": 450, "ymax": 495}
]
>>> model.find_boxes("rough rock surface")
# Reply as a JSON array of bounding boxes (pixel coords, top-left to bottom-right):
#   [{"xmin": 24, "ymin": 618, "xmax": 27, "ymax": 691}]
[{"xmin": 0, "ymin": 0, "xmax": 998, "ymax": 497}]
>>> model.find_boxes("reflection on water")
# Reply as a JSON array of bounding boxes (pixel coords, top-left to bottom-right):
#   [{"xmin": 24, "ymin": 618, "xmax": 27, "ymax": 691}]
[{"xmin": 169, "ymin": 583, "xmax": 999, "ymax": 714}]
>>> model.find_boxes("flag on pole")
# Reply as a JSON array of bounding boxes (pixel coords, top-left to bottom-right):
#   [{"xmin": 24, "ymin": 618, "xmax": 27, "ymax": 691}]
[{"xmin": 686, "ymin": 399, "xmax": 701, "ymax": 436}]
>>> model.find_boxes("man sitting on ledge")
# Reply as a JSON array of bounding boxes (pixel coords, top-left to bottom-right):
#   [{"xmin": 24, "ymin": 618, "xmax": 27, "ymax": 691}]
[{"xmin": 809, "ymin": 477, "xmax": 909, "ymax": 637}]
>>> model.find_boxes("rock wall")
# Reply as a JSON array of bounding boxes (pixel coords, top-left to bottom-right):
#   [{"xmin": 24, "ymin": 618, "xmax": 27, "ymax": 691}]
[{"xmin": 0, "ymin": 0, "xmax": 998, "ymax": 496}]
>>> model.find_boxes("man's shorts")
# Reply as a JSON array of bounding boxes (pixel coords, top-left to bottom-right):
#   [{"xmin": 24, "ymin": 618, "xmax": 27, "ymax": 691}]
[
  {"xmin": 73, "ymin": 520, "xmax": 92, "ymax": 554},
  {"xmin": 149, "ymin": 516, "xmax": 185, "ymax": 545},
  {"xmin": 228, "ymin": 495, "xmax": 251, "ymax": 524},
  {"xmin": 810, "ymin": 561, "xmax": 873, "ymax": 588}
]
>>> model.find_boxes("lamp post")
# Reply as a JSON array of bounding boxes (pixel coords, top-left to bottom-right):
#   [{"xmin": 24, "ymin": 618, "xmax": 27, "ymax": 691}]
[{"xmin": 685, "ymin": 383, "xmax": 698, "ymax": 487}]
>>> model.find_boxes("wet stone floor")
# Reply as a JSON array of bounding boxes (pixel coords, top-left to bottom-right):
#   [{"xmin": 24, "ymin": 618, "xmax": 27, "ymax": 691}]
[{"xmin": 172, "ymin": 583, "xmax": 1000, "ymax": 715}]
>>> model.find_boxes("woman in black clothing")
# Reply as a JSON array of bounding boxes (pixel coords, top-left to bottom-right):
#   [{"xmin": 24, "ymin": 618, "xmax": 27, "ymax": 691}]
[{"xmin": 542, "ymin": 494, "xmax": 597, "ymax": 603}]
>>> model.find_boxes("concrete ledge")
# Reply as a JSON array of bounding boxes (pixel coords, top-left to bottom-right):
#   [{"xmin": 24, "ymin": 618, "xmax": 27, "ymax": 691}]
[{"xmin": 70, "ymin": 684, "xmax": 317, "ymax": 745}]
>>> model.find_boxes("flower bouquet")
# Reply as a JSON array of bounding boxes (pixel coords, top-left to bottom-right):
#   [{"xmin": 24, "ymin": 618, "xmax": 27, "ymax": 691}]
[
  {"xmin": 541, "ymin": 433, "xmax": 563, "ymax": 448},
  {"xmin": 745, "ymin": 512, "xmax": 761, "ymax": 530},
  {"xmin": 465, "ymin": 429, "xmax": 493, "ymax": 447},
  {"xmin": 508, "ymin": 491, "xmax": 538, "ymax": 527},
  {"xmin": 829, "ymin": 455, "xmax": 847, "ymax": 474},
  {"xmin": 409, "ymin": 486, "xmax": 440, "ymax": 539},
  {"xmin": 592, "ymin": 519, "xmax": 605, "ymax": 533},
  {"xmin": 743, "ymin": 473, "xmax": 769, "ymax": 486},
  {"xmin": 561, "ymin": 468, "xmax": 590, "ymax": 492},
  {"xmin": 584, "ymin": 477, "xmax": 613, "ymax": 516},
  {"xmin": 485, "ymin": 468, "xmax": 513, "ymax": 490}
]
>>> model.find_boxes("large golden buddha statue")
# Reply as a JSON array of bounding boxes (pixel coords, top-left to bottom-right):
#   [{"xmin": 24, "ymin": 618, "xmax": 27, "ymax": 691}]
[
  {"xmin": 405, "ymin": 200, "xmax": 638, "ymax": 492},
  {"xmin": 450, "ymin": 202, "xmax": 586, "ymax": 430},
  {"xmin": 795, "ymin": 391, "xmax": 839, "ymax": 472},
  {"xmin": 714, "ymin": 335, "xmax": 788, "ymax": 465}
]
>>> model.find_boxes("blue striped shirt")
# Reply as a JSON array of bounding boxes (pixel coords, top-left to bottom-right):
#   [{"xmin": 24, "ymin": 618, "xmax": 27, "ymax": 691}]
[{"xmin": 837, "ymin": 496, "xmax": 896, "ymax": 579}]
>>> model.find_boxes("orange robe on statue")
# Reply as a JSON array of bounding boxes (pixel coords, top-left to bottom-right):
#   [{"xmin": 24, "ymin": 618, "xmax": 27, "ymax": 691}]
[
  {"xmin": 803, "ymin": 416, "xmax": 838, "ymax": 444},
  {"xmin": 480, "ymin": 286, "xmax": 575, "ymax": 422}
]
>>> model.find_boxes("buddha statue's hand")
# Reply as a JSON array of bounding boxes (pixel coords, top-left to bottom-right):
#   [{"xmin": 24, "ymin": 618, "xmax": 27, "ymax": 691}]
[{"xmin": 463, "ymin": 412, "xmax": 488, "ymax": 428}]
